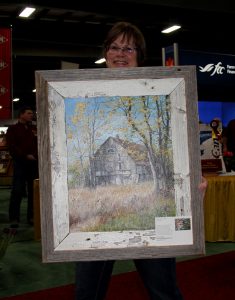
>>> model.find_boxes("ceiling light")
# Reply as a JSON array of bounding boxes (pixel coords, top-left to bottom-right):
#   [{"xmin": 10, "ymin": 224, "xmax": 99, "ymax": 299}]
[
  {"xmin": 95, "ymin": 58, "xmax": 106, "ymax": 64},
  {"xmin": 0, "ymin": 126, "xmax": 8, "ymax": 133},
  {"xmin": 19, "ymin": 7, "xmax": 36, "ymax": 18},
  {"xmin": 161, "ymin": 25, "xmax": 181, "ymax": 34},
  {"xmin": 32, "ymin": 89, "xmax": 36, "ymax": 92},
  {"xmin": 13, "ymin": 98, "xmax": 20, "ymax": 102}
]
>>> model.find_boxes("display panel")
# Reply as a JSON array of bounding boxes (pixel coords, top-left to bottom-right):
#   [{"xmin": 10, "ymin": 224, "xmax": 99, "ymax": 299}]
[{"xmin": 198, "ymin": 101, "xmax": 235, "ymax": 127}]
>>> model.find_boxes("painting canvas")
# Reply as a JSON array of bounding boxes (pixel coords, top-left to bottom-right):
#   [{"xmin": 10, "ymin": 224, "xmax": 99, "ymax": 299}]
[{"xmin": 35, "ymin": 66, "xmax": 205, "ymax": 262}]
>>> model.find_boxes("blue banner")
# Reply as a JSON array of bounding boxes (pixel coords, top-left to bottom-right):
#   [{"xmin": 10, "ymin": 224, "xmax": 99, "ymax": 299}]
[{"xmin": 179, "ymin": 50, "xmax": 235, "ymax": 88}]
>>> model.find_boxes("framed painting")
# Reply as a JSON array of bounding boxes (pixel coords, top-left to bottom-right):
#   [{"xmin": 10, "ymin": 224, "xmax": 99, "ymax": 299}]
[{"xmin": 35, "ymin": 66, "xmax": 205, "ymax": 262}]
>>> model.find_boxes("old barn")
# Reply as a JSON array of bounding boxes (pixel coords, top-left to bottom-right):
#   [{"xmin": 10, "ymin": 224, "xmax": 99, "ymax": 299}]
[{"xmin": 91, "ymin": 137, "xmax": 153, "ymax": 186}]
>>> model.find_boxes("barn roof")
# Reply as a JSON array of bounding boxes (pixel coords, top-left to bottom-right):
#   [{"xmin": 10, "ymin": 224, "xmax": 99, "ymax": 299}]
[{"xmin": 96, "ymin": 136, "xmax": 149, "ymax": 165}]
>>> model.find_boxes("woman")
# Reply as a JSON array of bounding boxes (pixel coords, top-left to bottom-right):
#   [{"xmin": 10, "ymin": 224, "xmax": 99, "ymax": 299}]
[{"xmin": 75, "ymin": 21, "xmax": 206, "ymax": 300}]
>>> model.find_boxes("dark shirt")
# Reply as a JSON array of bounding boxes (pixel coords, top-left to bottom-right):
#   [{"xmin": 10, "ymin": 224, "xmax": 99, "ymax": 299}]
[
  {"xmin": 6, "ymin": 122, "xmax": 38, "ymax": 160},
  {"xmin": 223, "ymin": 120, "xmax": 235, "ymax": 153}
]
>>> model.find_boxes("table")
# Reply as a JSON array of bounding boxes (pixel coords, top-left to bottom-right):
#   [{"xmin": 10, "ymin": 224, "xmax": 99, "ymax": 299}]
[{"xmin": 204, "ymin": 174, "xmax": 235, "ymax": 242}]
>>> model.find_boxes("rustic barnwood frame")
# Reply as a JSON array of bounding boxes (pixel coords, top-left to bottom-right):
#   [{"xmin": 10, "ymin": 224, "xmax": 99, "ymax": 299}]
[{"xmin": 35, "ymin": 66, "xmax": 205, "ymax": 262}]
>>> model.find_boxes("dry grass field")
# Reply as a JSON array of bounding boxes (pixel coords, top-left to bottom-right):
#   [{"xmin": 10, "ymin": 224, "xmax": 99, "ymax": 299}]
[{"xmin": 69, "ymin": 182, "xmax": 175, "ymax": 232}]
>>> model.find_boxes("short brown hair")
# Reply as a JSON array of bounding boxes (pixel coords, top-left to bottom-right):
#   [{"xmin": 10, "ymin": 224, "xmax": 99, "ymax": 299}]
[
  {"xmin": 18, "ymin": 106, "xmax": 33, "ymax": 118},
  {"xmin": 103, "ymin": 22, "xmax": 146, "ymax": 66}
]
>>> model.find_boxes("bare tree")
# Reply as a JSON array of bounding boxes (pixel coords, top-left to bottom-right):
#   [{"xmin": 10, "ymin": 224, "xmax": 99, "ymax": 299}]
[{"xmin": 112, "ymin": 95, "xmax": 173, "ymax": 195}]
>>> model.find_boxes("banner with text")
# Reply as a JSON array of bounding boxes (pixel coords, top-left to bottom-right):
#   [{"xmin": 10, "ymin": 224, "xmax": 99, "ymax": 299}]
[
  {"xmin": 179, "ymin": 49, "xmax": 235, "ymax": 88},
  {"xmin": 0, "ymin": 28, "xmax": 12, "ymax": 120}
]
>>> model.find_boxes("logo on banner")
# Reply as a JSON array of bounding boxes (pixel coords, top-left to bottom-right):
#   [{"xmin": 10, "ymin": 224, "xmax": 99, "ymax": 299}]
[
  {"xmin": 0, "ymin": 34, "xmax": 8, "ymax": 44},
  {"xmin": 199, "ymin": 62, "xmax": 235, "ymax": 76},
  {"xmin": 0, "ymin": 60, "xmax": 7, "ymax": 70},
  {"xmin": 0, "ymin": 85, "xmax": 7, "ymax": 96},
  {"xmin": 199, "ymin": 62, "xmax": 225, "ymax": 76}
]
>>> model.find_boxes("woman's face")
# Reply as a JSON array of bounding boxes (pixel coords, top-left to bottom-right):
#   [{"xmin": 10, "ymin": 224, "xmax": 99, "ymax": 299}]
[{"xmin": 105, "ymin": 34, "xmax": 138, "ymax": 68}]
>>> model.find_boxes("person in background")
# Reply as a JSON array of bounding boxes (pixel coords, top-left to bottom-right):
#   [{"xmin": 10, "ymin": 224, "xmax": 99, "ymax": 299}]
[
  {"xmin": 223, "ymin": 119, "xmax": 235, "ymax": 154},
  {"xmin": 6, "ymin": 106, "xmax": 38, "ymax": 228},
  {"xmin": 222, "ymin": 118, "xmax": 235, "ymax": 171},
  {"xmin": 75, "ymin": 22, "xmax": 207, "ymax": 300}
]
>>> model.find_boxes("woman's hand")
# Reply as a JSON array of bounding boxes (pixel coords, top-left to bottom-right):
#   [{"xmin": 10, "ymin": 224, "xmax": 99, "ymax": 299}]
[{"xmin": 198, "ymin": 176, "xmax": 208, "ymax": 200}]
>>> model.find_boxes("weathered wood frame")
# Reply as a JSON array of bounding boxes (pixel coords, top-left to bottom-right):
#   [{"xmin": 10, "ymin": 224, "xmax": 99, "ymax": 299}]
[{"xmin": 35, "ymin": 66, "xmax": 205, "ymax": 262}]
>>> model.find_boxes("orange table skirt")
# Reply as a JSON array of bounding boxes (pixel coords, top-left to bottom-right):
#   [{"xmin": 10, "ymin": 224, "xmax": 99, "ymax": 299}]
[{"xmin": 204, "ymin": 175, "xmax": 235, "ymax": 242}]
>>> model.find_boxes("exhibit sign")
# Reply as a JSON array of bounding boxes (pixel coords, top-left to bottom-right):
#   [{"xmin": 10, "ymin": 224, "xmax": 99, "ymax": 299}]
[
  {"xmin": 179, "ymin": 49, "xmax": 235, "ymax": 87},
  {"xmin": 0, "ymin": 27, "xmax": 12, "ymax": 119}
]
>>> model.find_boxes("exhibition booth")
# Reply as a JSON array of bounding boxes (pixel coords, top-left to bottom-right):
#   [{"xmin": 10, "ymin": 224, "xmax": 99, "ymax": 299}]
[
  {"xmin": 177, "ymin": 46, "xmax": 235, "ymax": 241},
  {"xmin": 1, "ymin": 45, "xmax": 235, "ymax": 243}
]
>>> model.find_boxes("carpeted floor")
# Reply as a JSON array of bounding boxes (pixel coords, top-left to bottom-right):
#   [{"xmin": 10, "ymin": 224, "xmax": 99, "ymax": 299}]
[
  {"xmin": 177, "ymin": 250, "xmax": 235, "ymax": 300},
  {"xmin": 1, "ymin": 187, "xmax": 235, "ymax": 299},
  {"xmin": 2, "ymin": 250, "xmax": 235, "ymax": 300}
]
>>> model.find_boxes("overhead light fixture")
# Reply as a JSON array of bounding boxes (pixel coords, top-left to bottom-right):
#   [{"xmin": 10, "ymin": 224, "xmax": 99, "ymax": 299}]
[
  {"xmin": 95, "ymin": 58, "xmax": 106, "ymax": 64},
  {"xmin": 32, "ymin": 89, "xmax": 36, "ymax": 93},
  {"xmin": 19, "ymin": 7, "xmax": 36, "ymax": 18},
  {"xmin": 0, "ymin": 126, "xmax": 8, "ymax": 133},
  {"xmin": 13, "ymin": 98, "xmax": 20, "ymax": 102},
  {"xmin": 161, "ymin": 25, "xmax": 181, "ymax": 34}
]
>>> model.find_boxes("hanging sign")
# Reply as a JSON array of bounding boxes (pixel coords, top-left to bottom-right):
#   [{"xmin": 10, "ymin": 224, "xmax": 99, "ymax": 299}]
[
  {"xmin": 179, "ymin": 49, "xmax": 235, "ymax": 87},
  {"xmin": 0, "ymin": 28, "xmax": 12, "ymax": 119}
]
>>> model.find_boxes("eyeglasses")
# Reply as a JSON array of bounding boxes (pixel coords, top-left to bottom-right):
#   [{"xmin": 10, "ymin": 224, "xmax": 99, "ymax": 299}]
[{"xmin": 108, "ymin": 45, "xmax": 138, "ymax": 54}]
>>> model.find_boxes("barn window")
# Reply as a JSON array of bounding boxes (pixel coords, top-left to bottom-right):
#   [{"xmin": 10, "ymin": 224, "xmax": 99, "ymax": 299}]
[{"xmin": 107, "ymin": 148, "xmax": 115, "ymax": 153}]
